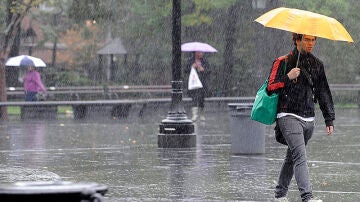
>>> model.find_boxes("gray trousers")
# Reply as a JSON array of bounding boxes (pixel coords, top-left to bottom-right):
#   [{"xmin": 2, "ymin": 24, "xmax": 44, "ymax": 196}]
[{"xmin": 275, "ymin": 116, "xmax": 315, "ymax": 202}]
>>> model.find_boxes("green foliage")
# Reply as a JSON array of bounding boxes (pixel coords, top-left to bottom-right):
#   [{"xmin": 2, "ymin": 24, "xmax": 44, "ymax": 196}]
[
  {"xmin": 0, "ymin": 1, "xmax": 7, "ymax": 30},
  {"xmin": 3, "ymin": 0, "xmax": 359, "ymax": 97},
  {"xmin": 282, "ymin": 0, "xmax": 349, "ymax": 15},
  {"xmin": 9, "ymin": 0, "xmax": 44, "ymax": 14},
  {"xmin": 182, "ymin": 0, "xmax": 236, "ymax": 26},
  {"xmin": 68, "ymin": 0, "xmax": 113, "ymax": 24},
  {"xmin": 47, "ymin": 70, "xmax": 91, "ymax": 86},
  {"xmin": 130, "ymin": 0, "xmax": 171, "ymax": 26}
]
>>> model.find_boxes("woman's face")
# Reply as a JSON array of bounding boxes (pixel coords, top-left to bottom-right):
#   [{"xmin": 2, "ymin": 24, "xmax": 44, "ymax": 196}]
[{"xmin": 195, "ymin": 51, "xmax": 203, "ymax": 59}]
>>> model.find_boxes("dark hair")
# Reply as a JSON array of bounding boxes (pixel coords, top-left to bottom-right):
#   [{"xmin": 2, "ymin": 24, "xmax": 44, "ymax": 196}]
[
  {"xmin": 292, "ymin": 33, "xmax": 317, "ymax": 46},
  {"xmin": 292, "ymin": 33, "xmax": 303, "ymax": 46}
]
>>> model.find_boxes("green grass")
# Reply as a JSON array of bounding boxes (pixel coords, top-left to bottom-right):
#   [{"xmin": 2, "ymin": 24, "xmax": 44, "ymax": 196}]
[
  {"xmin": 334, "ymin": 103, "xmax": 358, "ymax": 108},
  {"xmin": 7, "ymin": 106, "xmax": 73, "ymax": 115},
  {"xmin": 7, "ymin": 106, "xmax": 21, "ymax": 115},
  {"xmin": 58, "ymin": 106, "xmax": 73, "ymax": 114}
]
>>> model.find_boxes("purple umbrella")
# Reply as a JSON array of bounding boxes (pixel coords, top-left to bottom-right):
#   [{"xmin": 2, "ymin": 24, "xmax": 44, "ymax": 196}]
[{"xmin": 181, "ymin": 42, "xmax": 217, "ymax": 53}]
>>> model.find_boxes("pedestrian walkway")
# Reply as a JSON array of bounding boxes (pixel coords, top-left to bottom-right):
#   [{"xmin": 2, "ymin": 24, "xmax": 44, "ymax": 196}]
[{"xmin": 0, "ymin": 107, "xmax": 359, "ymax": 201}]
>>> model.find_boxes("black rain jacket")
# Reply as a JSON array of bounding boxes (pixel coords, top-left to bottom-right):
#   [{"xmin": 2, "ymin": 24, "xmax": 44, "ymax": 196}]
[{"xmin": 267, "ymin": 48, "xmax": 335, "ymax": 126}]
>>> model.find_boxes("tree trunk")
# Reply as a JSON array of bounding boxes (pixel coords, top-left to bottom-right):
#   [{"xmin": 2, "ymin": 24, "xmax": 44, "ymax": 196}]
[
  {"xmin": 52, "ymin": 37, "xmax": 58, "ymax": 67},
  {"xmin": 222, "ymin": 2, "xmax": 241, "ymax": 96},
  {"xmin": 0, "ymin": 60, "xmax": 7, "ymax": 120},
  {"xmin": 0, "ymin": 0, "xmax": 13, "ymax": 120}
]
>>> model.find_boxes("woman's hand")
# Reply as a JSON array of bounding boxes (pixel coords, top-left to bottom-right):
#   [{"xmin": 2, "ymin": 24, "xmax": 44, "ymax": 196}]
[
  {"xmin": 197, "ymin": 65, "xmax": 204, "ymax": 72},
  {"xmin": 192, "ymin": 62, "xmax": 204, "ymax": 72}
]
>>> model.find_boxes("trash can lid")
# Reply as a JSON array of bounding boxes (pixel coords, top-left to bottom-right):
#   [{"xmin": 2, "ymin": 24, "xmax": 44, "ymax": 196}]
[
  {"xmin": 0, "ymin": 181, "xmax": 108, "ymax": 195},
  {"xmin": 228, "ymin": 103, "xmax": 253, "ymax": 109}
]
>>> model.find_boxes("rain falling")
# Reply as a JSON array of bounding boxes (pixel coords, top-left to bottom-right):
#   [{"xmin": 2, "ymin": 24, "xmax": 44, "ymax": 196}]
[{"xmin": 0, "ymin": 0, "xmax": 359, "ymax": 201}]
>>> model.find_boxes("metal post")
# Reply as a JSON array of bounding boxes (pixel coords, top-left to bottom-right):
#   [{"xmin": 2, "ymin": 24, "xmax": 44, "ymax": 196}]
[{"xmin": 158, "ymin": 0, "xmax": 195, "ymax": 148}]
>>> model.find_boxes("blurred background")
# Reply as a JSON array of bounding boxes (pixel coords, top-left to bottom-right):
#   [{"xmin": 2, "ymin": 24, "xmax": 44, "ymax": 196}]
[{"xmin": 0, "ymin": 0, "xmax": 358, "ymax": 99}]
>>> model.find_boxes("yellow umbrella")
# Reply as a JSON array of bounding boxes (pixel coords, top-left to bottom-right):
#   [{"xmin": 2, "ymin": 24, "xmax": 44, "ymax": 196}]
[{"xmin": 255, "ymin": 7, "xmax": 354, "ymax": 43}]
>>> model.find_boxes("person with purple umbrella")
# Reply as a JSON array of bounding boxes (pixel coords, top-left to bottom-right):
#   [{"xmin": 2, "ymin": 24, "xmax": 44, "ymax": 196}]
[
  {"xmin": 184, "ymin": 51, "xmax": 212, "ymax": 121},
  {"xmin": 22, "ymin": 58, "xmax": 46, "ymax": 101}
]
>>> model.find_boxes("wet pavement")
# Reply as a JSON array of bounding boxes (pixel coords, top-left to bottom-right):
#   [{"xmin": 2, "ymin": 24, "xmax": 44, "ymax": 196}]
[{"xmin": 0, "ymin": 106, "xmax": 359, "ymax": 201}]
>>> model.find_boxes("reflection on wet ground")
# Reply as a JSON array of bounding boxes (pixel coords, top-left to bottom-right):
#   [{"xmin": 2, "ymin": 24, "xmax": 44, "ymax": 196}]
[{"xmin": 0, "ymin": 107, "xmax": 359, "ymax": 201}]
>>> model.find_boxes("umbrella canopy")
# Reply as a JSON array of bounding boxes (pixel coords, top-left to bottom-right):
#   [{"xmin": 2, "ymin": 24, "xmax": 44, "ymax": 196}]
[
  {"xmin": 255, "ymin": 7, "xmax": 354, "ymax": 43},
  {"xmin": 181, "ymin": 42, "xmax": 217, "ymax": 53},
  {"xmin": 5, "ymin": 55, "xmax": 47, "ymax": 67}
]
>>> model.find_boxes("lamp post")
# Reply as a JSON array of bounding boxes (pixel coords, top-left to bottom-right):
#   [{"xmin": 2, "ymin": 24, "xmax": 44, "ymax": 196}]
[
  {"xmin": 158, "ymin": 0, "xmax": 195, "ymax": 148},
  {"xmin": 23, "ymin": 26, "xmax": 36, "ymax": 56}
]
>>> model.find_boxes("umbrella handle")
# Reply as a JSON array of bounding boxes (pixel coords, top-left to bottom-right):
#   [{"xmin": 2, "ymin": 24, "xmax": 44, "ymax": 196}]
[
  {"xmin": 293, "ymin": 34, "xmax": 304, "ymax": 83},
  {"xmin": 293, "ymin": 52, "xmax": 301, "ymax": 83},
  {"xmin": 294, "ymin": 60, "xmax": 314, "ymax": 86}
]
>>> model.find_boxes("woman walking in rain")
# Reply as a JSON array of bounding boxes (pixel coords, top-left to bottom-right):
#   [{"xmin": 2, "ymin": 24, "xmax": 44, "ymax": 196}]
[
  {"xmin": 23, "ymin": 63, "xmax": 46, "ymax": 101},
  {"xmin": 269, "ymin": 33, "xmax": 334, "ymax": 202},
  {"xmin": 184, "ymin": 51, "xmax": 211, "ymax": 121}
]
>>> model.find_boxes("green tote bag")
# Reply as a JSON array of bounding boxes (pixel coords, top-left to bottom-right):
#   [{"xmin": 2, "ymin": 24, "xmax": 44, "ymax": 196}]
[
  {"xmin": 251, "ymin": 60, "xmax": 287, "ymax": 125},
  {"xmin": 250, "ymin": 79, "xmax": 278, "ymax": 125}
]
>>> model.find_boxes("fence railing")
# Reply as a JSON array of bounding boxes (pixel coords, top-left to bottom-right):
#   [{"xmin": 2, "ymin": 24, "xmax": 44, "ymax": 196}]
[
  {"xmin": 5, "ymin": 84, "xmax": 360, "ymax": 100},
  {"xmin": 6, "ymin": 85, "xmax": 172, "ymax": 100},
  {"xmin": 7, "ymin": 85, "xmax": 172, "ymax": 94}
]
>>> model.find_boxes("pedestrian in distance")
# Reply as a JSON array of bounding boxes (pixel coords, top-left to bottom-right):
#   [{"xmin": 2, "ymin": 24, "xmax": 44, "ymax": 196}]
[
  {"xmin": 23, "ymin": 64, "xmax": 46, "ymax": 101},
  {"xmin": 184, "ymin": 51, "xmax": 211, "ymax": 122},
  {"xmin": 268, "ymin": 33, "xmax": 335, "ymax": 202}
]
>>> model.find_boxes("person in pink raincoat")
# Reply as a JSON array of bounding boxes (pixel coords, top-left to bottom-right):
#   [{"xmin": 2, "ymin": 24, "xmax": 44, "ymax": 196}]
[{"xmin": 23, "ymin": 65, "xmax": 46, "ymax": 101}]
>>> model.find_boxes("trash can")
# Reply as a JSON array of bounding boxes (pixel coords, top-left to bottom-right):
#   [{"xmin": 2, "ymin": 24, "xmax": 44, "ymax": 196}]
[
  {"xmin": 0, "ymin": 181, "xmax": 108, "ymax": 202},
  {"xmin": 228, "ymin": 103, "xmax": 265, "ymax": 154}
]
